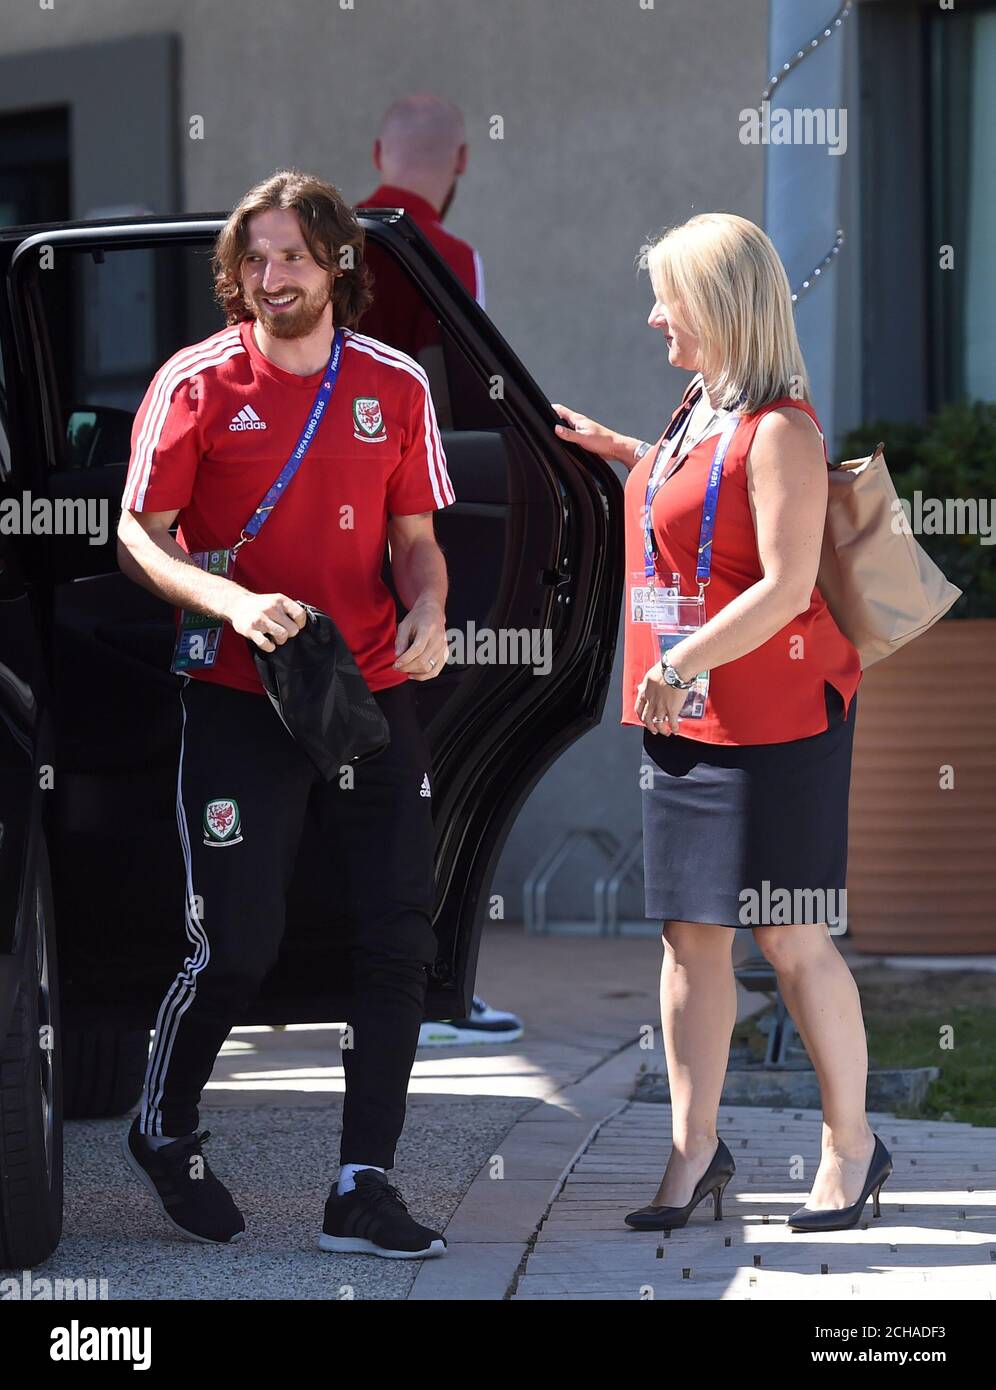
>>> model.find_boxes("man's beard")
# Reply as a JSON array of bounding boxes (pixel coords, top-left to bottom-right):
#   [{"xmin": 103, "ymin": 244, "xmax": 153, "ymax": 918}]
[
  {"xmin": 248, "ymin": 278, "xmax": 333, "ymax": 339},
  {"xmin": 437, "ymin": 178, "xmax": 457, "ymax": 222}
]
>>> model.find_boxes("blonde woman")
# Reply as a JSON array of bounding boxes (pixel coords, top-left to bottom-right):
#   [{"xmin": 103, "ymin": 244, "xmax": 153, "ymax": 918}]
[{"xmin": 552, "ymin": 213, "xmax": 892, "ymax": 1233}]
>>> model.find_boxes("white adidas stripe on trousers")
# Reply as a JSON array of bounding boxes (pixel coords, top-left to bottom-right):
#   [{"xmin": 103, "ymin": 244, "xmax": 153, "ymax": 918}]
[{"xmin": 140, "ymin": 679, "xmax": 211, "ymax": 1136}]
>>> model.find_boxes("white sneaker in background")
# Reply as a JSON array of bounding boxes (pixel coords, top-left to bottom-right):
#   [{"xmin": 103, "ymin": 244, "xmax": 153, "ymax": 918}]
[{"xmin": 417, "ymin": 995, "xmax": 524, "ymax": 1046}]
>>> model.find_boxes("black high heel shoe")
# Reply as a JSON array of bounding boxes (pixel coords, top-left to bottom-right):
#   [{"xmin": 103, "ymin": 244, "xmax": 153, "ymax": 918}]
[
  {"xmin": 787, "ymin": 1133, "xmax": 893, "ymax": 1233},
  {"xmin": 624, "ymin": 1137, "xmax": 736, "ymax": 1231}
]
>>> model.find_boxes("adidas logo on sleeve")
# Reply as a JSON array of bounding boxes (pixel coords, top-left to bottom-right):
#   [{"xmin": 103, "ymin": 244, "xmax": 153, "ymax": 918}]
[{"xmin": 229, "ymin": 405, "xmax": 267, "ymax": 431}]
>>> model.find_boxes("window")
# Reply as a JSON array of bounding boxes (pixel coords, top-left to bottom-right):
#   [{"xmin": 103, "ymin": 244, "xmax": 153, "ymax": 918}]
[
  {"xmin": 927, "ymin": 3, "xmax": 996, "ymax": 405},
  {"xmin": 857, "ymin": 0, "xmax": 996, "ymax": 421},
  {"xmin": 24, "ymin": 241, "xmax": 217, "ymax": 470}
]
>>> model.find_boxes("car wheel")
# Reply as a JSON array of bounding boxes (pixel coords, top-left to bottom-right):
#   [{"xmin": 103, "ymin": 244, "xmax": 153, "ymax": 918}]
[
  {"xmin": 0, "ymin": 840, "xmax": 63, "ymax": 1270},
  {"xmin": 63, "ymin": 1026, "xmax": 149, "ymax": 1119}
]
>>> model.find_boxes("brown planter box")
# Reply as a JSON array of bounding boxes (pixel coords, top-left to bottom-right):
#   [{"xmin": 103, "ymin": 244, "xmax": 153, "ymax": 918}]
[{"xmin": 845, "ymin": 619, "xmax": 996, "ymax": 954}]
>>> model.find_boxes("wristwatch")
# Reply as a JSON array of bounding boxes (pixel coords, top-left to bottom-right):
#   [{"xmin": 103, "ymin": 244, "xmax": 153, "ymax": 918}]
[{"xmin": 661, "ymin": 661, "xmax": 696, "ymax": 690}]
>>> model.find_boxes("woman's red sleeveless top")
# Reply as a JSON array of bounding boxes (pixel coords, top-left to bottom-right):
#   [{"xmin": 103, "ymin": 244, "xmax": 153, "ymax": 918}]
[{"xmin": 621, "ymin": 393, "xmax": 862, "ymax": 745}]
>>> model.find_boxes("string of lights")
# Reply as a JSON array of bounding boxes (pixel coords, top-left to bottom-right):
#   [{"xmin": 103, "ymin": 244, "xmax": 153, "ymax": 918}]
[
  {"xmin": 790, "ymin": 227, "xmax": 845, "ymax": 305},
  {"xmin": 761, "ymin": 0, "xmax": 853, "ymax": 103},
  {"xmin": 762, "ymin": 0, "xmax": 853, "ymax": 302}
]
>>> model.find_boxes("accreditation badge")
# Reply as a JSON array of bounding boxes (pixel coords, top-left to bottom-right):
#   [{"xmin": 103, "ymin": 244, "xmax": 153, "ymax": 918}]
[
  {"xmin": 631, "ymin": 569, "xmax": 710, "ymax": 719},
  {"xmin": 655, "ymin": 593, "xmax": 710, "ymax": 719},
  {"xmin": 630, "ymin": 568, "xmax": 681, "ymax": 626},
  {"xmin": 170, "ymin": 548, "xmax": 234, "ymax": 673}
]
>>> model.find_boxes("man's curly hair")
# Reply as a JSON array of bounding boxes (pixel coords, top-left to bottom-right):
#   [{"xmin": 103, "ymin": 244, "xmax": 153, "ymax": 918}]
[{"xmin": 212, "ymin": 169, "xmax": 373, "ymax": 327}]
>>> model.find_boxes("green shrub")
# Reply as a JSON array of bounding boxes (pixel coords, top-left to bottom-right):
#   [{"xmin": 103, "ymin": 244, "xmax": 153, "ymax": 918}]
[{"xmin": 840, "ymin": 400, "xmax": 996, "ymax": 618}]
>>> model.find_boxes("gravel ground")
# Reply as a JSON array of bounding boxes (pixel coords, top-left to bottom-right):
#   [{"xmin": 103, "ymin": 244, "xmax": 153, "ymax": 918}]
[{"xmin": 37, "ymin": 1097, "xmax": 533, "ymax": 1300}]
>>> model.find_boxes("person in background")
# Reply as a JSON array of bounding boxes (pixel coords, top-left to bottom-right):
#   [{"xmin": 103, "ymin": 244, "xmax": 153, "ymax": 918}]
[
  {"xmin": 357, "ymin": 93, "xmax": 484, "ymax": 363},
  {"xmin": 358, "ymin": 96, "xmax": 522, "ymax": 1050}
]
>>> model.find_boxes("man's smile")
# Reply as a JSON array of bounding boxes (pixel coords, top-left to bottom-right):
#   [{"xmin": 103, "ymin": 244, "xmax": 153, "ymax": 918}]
[{"xmin": 260, "ymin": 291, "xmax": 298, "ymax": 311}]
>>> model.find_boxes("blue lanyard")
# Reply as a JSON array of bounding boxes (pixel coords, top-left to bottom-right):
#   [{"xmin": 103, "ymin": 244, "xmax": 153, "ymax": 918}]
[
  {"xmin": 643, "ymin": 411, "xmax": 741, "ymax": 589},
  {"xmin": 642, "ymin": 391, "xmax": 701, "ymax": 581},
  {"xmin": 232, "ymin": 328, "xmax": 344, "ymax": 553}
]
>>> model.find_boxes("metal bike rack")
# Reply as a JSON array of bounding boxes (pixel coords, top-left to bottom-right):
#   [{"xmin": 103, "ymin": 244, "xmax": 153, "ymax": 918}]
[
  {"xmin": 735, "ymin": 954, "xmax": 805, "ymax": 1068},
  {"xmin": 593, "ymin": 840, "xmax": 645, "ymax": 936},
  {"xmin": 523, "ymin": 827, "xmax": 622, "ymax": 935}
]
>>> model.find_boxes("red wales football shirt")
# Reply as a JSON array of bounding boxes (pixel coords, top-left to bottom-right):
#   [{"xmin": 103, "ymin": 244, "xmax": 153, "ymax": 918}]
[
  {"xmin": 122, "ymin": 319, "xmax": 455, "ymax": 695},
  {"xmin": 356, "ymin": 184, "xmax": 485, "ymax": 358}
]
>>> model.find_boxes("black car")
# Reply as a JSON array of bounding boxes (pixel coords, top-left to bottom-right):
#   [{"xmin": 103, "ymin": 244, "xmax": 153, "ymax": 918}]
[{"xmin": 0, "ymin": 208, "xmax": 624, "ymax": 1267}]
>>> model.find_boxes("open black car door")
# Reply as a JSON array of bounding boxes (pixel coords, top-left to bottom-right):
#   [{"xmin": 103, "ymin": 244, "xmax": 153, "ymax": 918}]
[{"xmin": 0, "ymin": 211, "xmax": 624, "ymax": 1027}]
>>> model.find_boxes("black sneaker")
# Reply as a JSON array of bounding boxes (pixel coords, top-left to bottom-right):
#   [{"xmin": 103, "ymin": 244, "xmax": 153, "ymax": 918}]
[
  {"xmin": 123, "ymin": 1116, "xmax": 246, "ymax": 1244},
  {"xmin": 319, "ymin": 1169, "xmax": 447, "ymax": 1259}
]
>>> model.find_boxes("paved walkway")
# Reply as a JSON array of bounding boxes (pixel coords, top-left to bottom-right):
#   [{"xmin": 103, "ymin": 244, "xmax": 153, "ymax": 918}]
[
  {"xmin": 43, "ymin": 926, "xmax": 996, "ymax": 1300},
  {"xmin": 508, "ymin": 1102, "xmax": 996, "ymax": 1301},
  {"xmin": 49, "ymin": 932, "xmax": 663, "ymax": 1300},
  {"xmin": 399, "ymin": 929, "xmax": 996, "ymax": 1301}
]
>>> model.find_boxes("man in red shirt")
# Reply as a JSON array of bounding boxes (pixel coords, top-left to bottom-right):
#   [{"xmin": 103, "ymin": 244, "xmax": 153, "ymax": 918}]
[
  {"xmin": 357, "ymin": 93, "xmax": 485, "ymax": 361},
  {"xmin": 359, "ymin": 98, "xmax": 525, "ymax": 1050},
  {"xmin": 117, "ymin": 170, "xmax": 453, "ymax": 1258}
]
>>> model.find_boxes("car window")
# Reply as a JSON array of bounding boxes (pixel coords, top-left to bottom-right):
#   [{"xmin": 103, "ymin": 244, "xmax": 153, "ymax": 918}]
[
  {"xmin": 29, "ymin": 235, "xmax": 496, "ymax": 471},
  {"xmin": 28, "ymin": 241, "xmax": 218, "ymax": 471}
]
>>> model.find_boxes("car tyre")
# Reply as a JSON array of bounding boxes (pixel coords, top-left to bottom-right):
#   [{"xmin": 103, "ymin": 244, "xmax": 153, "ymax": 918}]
[
  {"xmin": 63, "ymin": 1026, "xmax": 149, "ymax": 1120},
  {"xmin": 0, "ymin": 839, "xmax": 63, "ymax": 1270}
]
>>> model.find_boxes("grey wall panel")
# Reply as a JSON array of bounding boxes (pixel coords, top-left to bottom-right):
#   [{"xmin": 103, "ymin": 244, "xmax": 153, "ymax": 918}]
[{"xmin": 0, "ymin": 33, "xmax": 178, "ymax": 220}]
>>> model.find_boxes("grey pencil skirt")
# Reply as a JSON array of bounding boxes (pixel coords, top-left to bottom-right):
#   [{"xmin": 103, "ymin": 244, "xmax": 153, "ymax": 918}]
[{"xmin": 640, "ymin": 681, "xmax": 856, "ymax": 929}]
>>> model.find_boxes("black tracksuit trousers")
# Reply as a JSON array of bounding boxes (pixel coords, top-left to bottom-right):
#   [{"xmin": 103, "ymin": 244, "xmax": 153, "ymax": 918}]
[{"xmin": 138, "ymin": 675, "xmax": 437, "ymax": 1169}]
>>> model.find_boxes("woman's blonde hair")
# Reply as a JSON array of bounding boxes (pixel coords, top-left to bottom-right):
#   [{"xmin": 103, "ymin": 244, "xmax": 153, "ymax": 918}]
[{"xmin": 645, "ymin": 213, "xmax": 809, "ymax": 413}]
